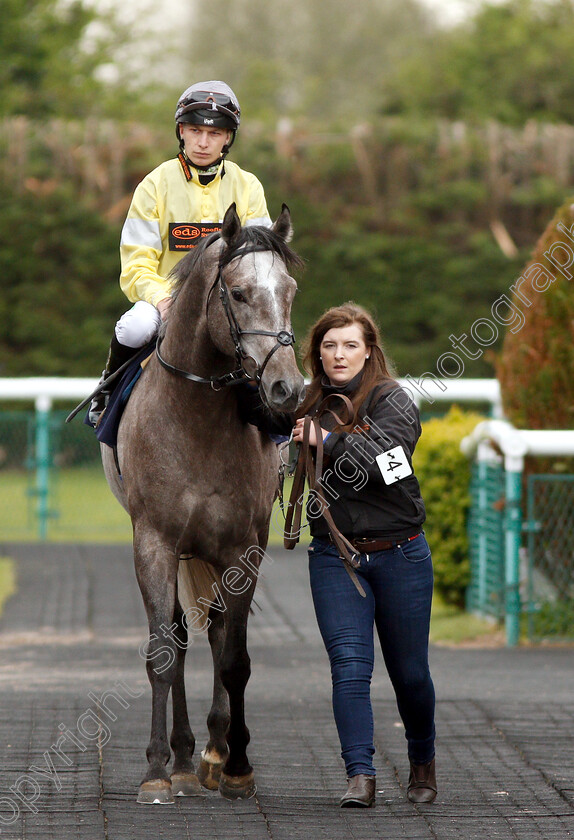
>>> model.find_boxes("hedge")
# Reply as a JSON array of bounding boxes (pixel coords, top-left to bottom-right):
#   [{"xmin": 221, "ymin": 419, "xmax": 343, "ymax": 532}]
[{"xmin": 414, "ymin": 406, "xmax": 485, "ymax": 607}]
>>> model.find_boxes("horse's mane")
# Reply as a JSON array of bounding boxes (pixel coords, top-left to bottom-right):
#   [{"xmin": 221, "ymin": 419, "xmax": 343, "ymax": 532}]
[{"xmin": 170, "ymin": 224, "xmax": 305, "ymax": 296}]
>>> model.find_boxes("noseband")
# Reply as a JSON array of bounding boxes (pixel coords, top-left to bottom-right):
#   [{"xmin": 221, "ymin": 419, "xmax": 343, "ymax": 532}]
[{"xmin": 156, "ymin": 244, "xmax": 296, "ymax": 390}]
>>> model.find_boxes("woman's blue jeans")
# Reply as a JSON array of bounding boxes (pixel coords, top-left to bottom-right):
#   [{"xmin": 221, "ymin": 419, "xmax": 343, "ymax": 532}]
[{"xmin": 308, "ymin": 533, "xmax": 435, "ymax": 778}]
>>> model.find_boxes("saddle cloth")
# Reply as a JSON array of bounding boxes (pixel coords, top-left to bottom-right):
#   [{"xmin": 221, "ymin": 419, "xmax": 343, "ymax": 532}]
[{"xmin": 85, "ymin": 341, "xmax": 155, "ymax": 447}]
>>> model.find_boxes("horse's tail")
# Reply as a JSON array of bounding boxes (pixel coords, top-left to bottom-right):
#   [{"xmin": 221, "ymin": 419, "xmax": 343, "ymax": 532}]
[{"xmin": 177, "ymin": 555, "xmax": 222, "ymax": 628}]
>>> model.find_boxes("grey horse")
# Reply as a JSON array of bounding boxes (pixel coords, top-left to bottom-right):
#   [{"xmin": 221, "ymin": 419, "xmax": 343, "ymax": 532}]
[{"xmin": 102, "ymin": 204, "xmax": 304, "ymax": 803}]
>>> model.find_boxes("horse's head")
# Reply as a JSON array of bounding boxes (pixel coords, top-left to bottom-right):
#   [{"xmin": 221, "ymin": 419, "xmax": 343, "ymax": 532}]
[{"xmin": 207, "ymin": 204, "xmax": 306, "ymax": 413}]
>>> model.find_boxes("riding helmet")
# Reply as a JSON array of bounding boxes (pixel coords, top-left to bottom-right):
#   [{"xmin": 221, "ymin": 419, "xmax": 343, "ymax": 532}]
[{"xmin": 175, "ymin": 81, "xmax": 241, "ymax": 152}]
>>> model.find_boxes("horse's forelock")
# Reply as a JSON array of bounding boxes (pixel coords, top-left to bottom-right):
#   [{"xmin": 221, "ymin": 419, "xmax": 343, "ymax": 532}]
[{"xmin": 220, "ymin": 226, "xmax": 304, "ymax": 273}]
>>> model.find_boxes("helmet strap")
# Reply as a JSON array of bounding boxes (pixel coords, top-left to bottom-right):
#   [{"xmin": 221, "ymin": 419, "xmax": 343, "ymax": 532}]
[
  {"xmin": 223, "ymin": 129, "xmax": 236, "ymax": 154},
  {"xmin": 177, "ymin": 151, "xmax": 225, "ymax": 183}
]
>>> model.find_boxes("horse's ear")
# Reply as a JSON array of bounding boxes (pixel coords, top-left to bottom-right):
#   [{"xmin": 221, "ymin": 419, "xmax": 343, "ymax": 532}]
[
  {"xmin": 221, "ymin": 202, "xmax": 242, "ymax": 247},
  {"xmin": 272, "ymin": 203, "xmax": 293, "ymax": 243}
]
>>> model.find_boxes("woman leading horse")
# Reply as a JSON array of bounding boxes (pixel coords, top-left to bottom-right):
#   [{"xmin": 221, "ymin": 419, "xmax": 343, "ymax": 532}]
[{"xmin": 284, "ymin": 302, "xmax": 437, "ymax": 809}]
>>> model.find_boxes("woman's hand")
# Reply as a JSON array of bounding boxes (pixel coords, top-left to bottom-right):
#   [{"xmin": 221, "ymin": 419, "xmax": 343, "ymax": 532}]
[{"xmin": 292, "ymin": 418, "xmax": 329, "ymax": 446}]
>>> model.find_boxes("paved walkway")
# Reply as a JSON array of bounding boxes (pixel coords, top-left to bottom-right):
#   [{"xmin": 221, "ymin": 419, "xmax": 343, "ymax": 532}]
[{"xmin": 0, "ymin": 542, "xmax": 572, "ymax": 840}]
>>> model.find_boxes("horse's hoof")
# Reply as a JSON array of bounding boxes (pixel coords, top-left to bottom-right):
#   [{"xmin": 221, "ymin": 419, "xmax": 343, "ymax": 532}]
[
  {"xmin": 198, "ymin": 750, "xmax": 225, "ymax": 790},
  {"xmin": 219, "ymin": 771, "xmax": 257, "ymax": 800},
  {"xmin": 137, "ymin": 779, "xmax": 174, "ymax": 805},
  {"xmin": 171, "ymin": 772, "xmax": 204, "ymax": 797}
]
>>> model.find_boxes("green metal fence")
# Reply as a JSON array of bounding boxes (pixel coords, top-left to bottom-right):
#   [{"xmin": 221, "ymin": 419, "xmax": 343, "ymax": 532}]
[
  {"xmin": 526, "ymin": 474, "xmax": 574, "ymax": 642},
  {"xmin": 467, "ymin": 459, "xmax": 574, "ymax": 643},
  {"xmin": 466, "ymin": 459, "xmax": 505, "ymax": 620},
  {"xmin": 0, "ymin": 409, "xmax": 131, "ymax": 542}
]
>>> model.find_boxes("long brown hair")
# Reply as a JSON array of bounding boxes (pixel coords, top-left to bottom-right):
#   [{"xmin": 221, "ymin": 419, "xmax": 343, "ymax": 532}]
[{"xmin": 297, "ymin": 302, "xmax": 396, "ymax": 428}]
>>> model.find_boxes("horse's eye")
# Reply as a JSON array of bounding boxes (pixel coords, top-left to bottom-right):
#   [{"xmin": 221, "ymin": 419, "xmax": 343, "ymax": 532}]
[{"xmin": 231, "ymin": 288, "xmax": 246, "ymax": 303}]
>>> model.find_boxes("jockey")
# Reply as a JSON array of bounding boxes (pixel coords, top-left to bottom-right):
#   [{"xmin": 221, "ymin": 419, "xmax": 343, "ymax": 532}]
[{"xmin": 89, "ymin": 80, "xmax": 271, "ymax": 425}]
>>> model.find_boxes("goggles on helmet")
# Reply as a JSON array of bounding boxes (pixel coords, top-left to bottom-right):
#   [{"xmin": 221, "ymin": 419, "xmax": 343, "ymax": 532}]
[{"xmin": 176, "ymin": 91, "xmax": 240, "ymax": 128}]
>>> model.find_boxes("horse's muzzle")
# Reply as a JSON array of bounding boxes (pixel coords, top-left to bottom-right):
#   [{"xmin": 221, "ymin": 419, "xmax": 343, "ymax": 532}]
[{"xmin": 266, "ymin": 376, "xmax": 305, "ymax": 413}]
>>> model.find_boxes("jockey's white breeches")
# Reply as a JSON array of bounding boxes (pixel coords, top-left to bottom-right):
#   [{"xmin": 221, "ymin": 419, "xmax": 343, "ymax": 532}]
[{"xmin": 114, "ymin": 301, "xmax": 162, "ymax": 348}]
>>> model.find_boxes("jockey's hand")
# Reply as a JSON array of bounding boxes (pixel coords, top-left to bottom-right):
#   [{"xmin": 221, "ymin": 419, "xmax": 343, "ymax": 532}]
[
  {"xmin": 292, "ymin": 418, "xmax": 329, "ymax": 446},
  {"xmin": 156, "ymin": 298, "xmax": 172, "ymax": 320}
]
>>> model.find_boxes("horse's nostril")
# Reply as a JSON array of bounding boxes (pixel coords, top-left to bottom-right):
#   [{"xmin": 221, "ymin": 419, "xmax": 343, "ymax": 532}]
[{"xmin": 271, "ymin": 380, "xmax": 290, "ymax": 402}]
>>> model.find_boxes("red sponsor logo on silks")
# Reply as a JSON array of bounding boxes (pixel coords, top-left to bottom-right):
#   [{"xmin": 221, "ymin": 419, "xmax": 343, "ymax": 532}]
[
  {"xmin": 172, "ymin": 225, "xmax": 201, "ymax": 241},
  {"xmin": 169, "ymin": 222, "xmax": 222, "ymax": 250}
]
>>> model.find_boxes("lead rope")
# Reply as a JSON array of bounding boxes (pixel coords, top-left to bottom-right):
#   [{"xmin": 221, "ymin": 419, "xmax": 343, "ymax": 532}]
[{"xmin": 283, "ymin": 396, "xmax": 366, "ymax": 598}]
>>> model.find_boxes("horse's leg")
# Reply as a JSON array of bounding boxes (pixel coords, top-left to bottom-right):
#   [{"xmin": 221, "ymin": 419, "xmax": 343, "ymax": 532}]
[
  {"xmin": 198, "ymin": 606, "xmax": 230, "ymax": 790},
  {"xmin": 169, "ymin": 597, "xmax": 203, "ymax": 797},
  {"xmin": 134, "ymin": 535, "xmax": 179, "ymax": 804},
  {"xmin": 218, "ymin": 585, "xmax": 257, "ymax": 800}
]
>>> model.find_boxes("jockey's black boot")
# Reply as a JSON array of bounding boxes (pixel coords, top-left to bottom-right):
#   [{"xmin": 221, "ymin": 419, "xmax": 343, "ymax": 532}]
[{"xmin": 88, "ymin": 336, "xmax": 135, "ymax": 427}]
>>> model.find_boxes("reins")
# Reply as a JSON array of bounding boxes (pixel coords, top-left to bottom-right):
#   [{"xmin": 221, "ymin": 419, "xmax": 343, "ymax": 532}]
[
  {"xmin": 284, "ymin": 394, "xmax": 367, "ymax": 598},
  {"xmin": 156, "ymin": 243, "xmax": 296, "ymax": 389}
]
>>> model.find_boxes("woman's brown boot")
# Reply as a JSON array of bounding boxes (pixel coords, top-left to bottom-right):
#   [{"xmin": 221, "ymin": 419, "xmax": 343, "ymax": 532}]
[
  {"xmin": 407, "ymin": 758, "xmax": 437, "ymax": 804},
  {"xmin": 340, "ymin": 774, "xmax": 376, "ymax": 808}
]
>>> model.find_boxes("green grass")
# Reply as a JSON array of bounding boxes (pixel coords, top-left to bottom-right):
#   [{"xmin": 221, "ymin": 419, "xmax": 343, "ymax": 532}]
[
  {"xmin": 430, "ymin": 592, "xmax": 503, "ymax": 646},
  {"xmin": 0, "ymin": 466, "xmax": 132, "ymax": 543},
  {"xmin": 0, "ymin": 557, "xmax": 16, "ymax": 616},
  {"xmin": 0, "ymin": 465, "xmax": 291, "ymax": 544}
]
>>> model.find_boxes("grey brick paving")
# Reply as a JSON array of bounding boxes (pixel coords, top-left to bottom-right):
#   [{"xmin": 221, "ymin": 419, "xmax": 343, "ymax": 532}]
[{"xmin": 0, "ymin": 542, "xmax": 572, "ymax": 839}]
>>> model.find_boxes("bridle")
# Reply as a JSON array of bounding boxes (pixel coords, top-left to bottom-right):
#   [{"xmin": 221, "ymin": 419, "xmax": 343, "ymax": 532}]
[{"xmin": 156, "ymin": 244, "xmax": 296, "ymax": 390}]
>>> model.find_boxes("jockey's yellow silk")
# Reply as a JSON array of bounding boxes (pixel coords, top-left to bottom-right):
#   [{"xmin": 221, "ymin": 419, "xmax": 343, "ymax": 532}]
[{"xmin": 119, "ymin": 158, "xmax": 271, "ymax": 307}]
